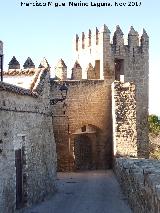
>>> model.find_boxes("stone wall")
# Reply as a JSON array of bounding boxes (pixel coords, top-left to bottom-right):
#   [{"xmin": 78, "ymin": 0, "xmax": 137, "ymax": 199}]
[
  {"xmin": 113, "ymin": 28, "xmax": 149, "ymax": 158},
  {"xmin": 0, "ymin": 70, "xmax": 57, "ymax": 213},
  {"xmin": 51, "ymin": 79, "xmax": 112, "ymax": 171},
  {"xmin": 74, "ymin": 27, "xmax": 102, "ymax": 79},
  {"xmin": 114, "ymin": 158, "xmax": 160, "ymax": 213},
  {"xmin": 123, "ymin": 33, "xmax": 149, "ymax": 158},
  {"xmin": 112, "ymin": 81, "xmax": 137, "ymax": 157},
  {"xmin": 74, "ymin": 25, "xmax": 149, "ymax": 158}
]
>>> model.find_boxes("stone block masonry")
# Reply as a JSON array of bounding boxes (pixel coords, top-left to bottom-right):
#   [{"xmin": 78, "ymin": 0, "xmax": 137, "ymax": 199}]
[
  {"xmin": 51, "ymin": 78, "xmax": 148, "ymax": 172},
  {"xmin": 0, "ymin": 69, "xmax": 57, "ymax": 213},
  {"xmin": 73, "ymin": 25, "xmax": 149, "ymax": 159},
  {"xmin": 0, "ymin": 23, "xmax": 150, "ymax": 211},
  {"xmin": 51, "ymin": 80, "xmax": 113, "ymax": 171},
  {"xmin": 112, "ymin": 81, "xmax": 137, "ymax": 157},
  {"xmin": 114, "ymin": 158, "xmax": 160, "ymax": 213}
]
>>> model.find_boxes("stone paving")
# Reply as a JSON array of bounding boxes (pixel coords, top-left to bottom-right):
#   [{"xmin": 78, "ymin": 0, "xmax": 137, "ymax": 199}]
[{"xmin": 24, "ymin": 170, "xmax": 132, "ymax": 213}]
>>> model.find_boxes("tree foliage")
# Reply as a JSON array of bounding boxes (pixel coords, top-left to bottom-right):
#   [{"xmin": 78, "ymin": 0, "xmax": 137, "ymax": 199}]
[
  {"xmin": 148, "ymin": 114, "xmax": 160, "ymax": 135},
  {"xmin": 149, "ymin": 114, "xmax": 160, "ymax": 160}
]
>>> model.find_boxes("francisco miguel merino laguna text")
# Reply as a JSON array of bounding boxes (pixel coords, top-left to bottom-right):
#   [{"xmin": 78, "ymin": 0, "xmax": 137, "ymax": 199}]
[
  {"xmin": 20, "ymin": 1, "xmax": 142, "ymax": 7},
  {"xmin": 68, "ymin": 1, "xmax": 112, "ymax": 7}
]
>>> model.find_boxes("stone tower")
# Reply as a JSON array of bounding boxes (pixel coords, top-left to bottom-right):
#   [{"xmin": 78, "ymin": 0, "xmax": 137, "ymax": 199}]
[
  {"xmin": 55, "ymin": 59, "xmax": 67, "ymax": 80},
  {"xmin": 8, "ymin": 56, "xmax": 20, "ymax": 69},
  {"xmin": 74, "ymin": 24, "xmax": 149, "ymax": 158},
  {"xmin": 74, "ymin": 24, "xmax": 114, "ymax": 81}
]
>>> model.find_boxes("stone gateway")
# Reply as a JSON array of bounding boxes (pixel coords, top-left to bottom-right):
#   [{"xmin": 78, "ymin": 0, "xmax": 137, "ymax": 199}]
[
  {"xmin": 52, "ymin": 25, "xmax": 149, "ymax": 171},
  {"xmin": 0, "ymin": 24, "xmax": 149, "ymax": 212}
]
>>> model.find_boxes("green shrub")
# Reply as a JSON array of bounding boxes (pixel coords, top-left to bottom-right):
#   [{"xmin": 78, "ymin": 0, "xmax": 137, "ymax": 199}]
[
  {"xmin": 148, "ymin": 114, "xmax": 160, "ymax": 159},
  {"xmin": 148, "ymin": 114, "xmax": 160, "ymax": 135}
]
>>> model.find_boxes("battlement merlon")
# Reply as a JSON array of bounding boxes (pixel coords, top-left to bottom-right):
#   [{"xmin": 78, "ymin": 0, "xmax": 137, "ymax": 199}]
[
  {"xmin": 113, "ymin": 25, "xmax": 124, "ymax": 47},
  {"xmin": 55, "ymin": 59, "xmax": 67, "ymax": 80},
  {"xmin": 140, "ymin": 28, "xmax": 149, "ymax": 52},
  {"xmin": 23, "ymin": 57, "xmax": 35, "ymax": 69},
  {"xmin": 8, "ymin": 56, "xmax": 20, "ymax": 70},
  {"xmin": 74, "ymin": 24, "xmax": 111, "ymax": 52},
  {"xmin": 71, "ymin": 61, "xmax": 82, "ymax": 80},
  {"xmin": 128, "ymin": 26, "xmax": 139, "ymax": 47},
  {"xmin": 74, "ymin": 25, "xmax": 149, "ymax": 53}
]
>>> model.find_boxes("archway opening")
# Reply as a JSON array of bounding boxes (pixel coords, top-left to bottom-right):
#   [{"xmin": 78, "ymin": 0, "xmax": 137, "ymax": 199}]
[{"xmin": 74, "ymin": 135, "xmax": 92, "ymax": 170}]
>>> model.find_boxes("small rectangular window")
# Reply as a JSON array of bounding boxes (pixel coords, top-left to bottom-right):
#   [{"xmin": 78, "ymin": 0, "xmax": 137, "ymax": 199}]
[
  {"xmin": 115, "ymin": 59, "xmax": 124, "ymax": 81},
  {"xmin": 81, "ymin": 126, "xmax": 86, "ymax": 132}
]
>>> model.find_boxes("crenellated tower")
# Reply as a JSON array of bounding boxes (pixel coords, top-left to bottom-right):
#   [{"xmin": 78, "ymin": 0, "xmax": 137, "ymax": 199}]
[
  {"xmin": 74, "ymin": 24, "xmax": 149, "ymax": 158},
  {"xmin": 74, "ymin": 26, "xmax": 102, "ymax": 79},
  {"xmin": 74, "ymin": 24, "xmax": 114, "ymax": 81}
]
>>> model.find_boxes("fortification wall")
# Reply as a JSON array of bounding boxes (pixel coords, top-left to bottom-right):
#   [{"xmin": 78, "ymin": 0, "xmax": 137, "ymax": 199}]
[
  {"xmin": 112, "ymin": 81, "xmax": 138, "ymax": 157},
  {"xmin": 114, "ymin": 158, "xmax": 160, "ymax": 213},
  {"xmin": 74, "ymin": 30, "xmax": 102, "ymax": 79},
  {"xmin": 0, "ymin": 71, "xmax": 57, "ymax": 213},
  {"xmin": 74, "ymin": 25, "xmax": 149, "ymax": 154},
  {"xmin": 125, "ymin": 50, "xmax": 149, "ymax": 158},
  {"xmin": 51, "ymin": 80, "xmax": 112, "ymax": 171},
  {"xmin": 74, "ymin": 25, "xmax": 114, "ymax": 80},
  {"xmin": 116, "ymin": 28, "xmax": 149, "ymax": 158}
]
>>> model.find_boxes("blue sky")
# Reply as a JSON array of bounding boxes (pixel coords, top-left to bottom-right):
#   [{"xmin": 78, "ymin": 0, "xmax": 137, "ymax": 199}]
[{"xmin": 0, "ymin": 0, "xmax": 160, "ymax": 114}]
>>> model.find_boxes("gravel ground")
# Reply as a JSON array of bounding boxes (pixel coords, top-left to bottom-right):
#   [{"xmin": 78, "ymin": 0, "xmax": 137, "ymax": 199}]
[{"xmin": 24, "ymin": 170, "xmax": 132, "ymax": 213}]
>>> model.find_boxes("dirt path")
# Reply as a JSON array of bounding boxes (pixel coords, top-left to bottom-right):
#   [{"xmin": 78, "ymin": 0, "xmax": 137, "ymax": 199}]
[{"xmin": 24, "ymin": 170, "xmax": 132, "ymax": 213}]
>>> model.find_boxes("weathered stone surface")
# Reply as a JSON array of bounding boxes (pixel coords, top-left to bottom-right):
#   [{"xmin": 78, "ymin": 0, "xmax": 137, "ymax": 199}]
[
  {"xmin": 112, "ymin": 81, "xmax": 137, "ymax": 157},
  {"xmin": 71, "ymin": 61, "xmax": 82, "ymax": 80},
  {"xmin": 55, "ymin": 59, "xmax": 67, "ymax": 80},
  {"xmin": 0, "ymin": 69, "xmax": 57, "ymax": 213},
  {"xmin": 8, "ymin": 56, "xmax": 20, "ymax": 70},
  {"xmin": 51, "ymin": 80, "xmax": 112, "ymax": 171},
  {"xmin": 86, "ymin": 63, "xmax": 96, "ymax": 79},
  {"xmin": 114, "ymin": 158, "xmax": 160, "ymax": 213},
  {"xmin": 0, "ymin": 24, "xmax": 150, "ymax": 211},
  {"xmin": 74, "ymin": 25, "xmax": 149, "ymax": 157},
  {"xmin": 23, "ymin": 57, "xmax": 35, "ymax": 69}
]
